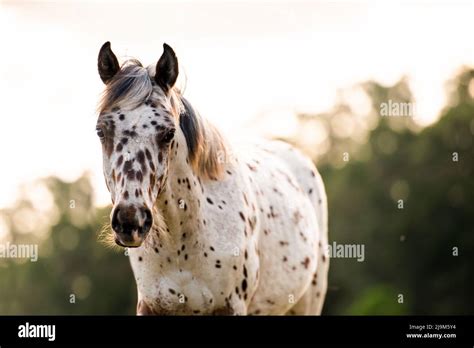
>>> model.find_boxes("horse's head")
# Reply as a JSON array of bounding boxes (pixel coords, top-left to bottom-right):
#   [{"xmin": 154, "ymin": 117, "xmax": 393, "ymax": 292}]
[{"xmin": 96, "ymin": 42, "xmax": 180, "ymax": 247}]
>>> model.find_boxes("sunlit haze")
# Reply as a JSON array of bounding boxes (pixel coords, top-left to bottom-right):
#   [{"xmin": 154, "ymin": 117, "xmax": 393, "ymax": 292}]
[{"xmin": 0, "ymin": 0, "xmax": 473, "ymax": 208}]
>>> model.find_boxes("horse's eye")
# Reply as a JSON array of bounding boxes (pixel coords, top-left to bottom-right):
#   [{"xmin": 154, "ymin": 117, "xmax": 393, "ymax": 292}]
[
  {"xmin": 163, "ymin": 129, "xmax": 175, "ymax": 143},
  {"xmin": 96, "ymin": 127, "xmax": 105, "ymax": 140}
]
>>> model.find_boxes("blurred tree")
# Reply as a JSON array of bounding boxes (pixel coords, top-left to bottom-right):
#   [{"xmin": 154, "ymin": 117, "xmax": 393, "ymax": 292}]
[
  {"xmin": 295, "ymin": 69, "xmax": 474, "ymax": 315},
  {"xmin": 0, "ymin": 174, "xmax": 136, "ymax": 314}
]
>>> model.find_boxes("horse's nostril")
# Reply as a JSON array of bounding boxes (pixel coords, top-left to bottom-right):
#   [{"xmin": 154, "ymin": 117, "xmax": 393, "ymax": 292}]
[
  {"xmin": 111, "ymin": 207, "xmax": 121, "ymax": 232},
  {"xmin": 141, "ymin": 207, "xmax": 153, "ymax": 234}
]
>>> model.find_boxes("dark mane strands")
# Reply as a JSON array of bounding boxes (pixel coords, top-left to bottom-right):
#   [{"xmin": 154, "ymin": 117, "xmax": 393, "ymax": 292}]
[
  {"xmin": 99, "ymin": 59, "xmax": 153, "ymax": 114},
  {"xmin": 178, "ymin": 96, "xmax": 229, "ymax": 180},
  {"xmin": 179, "ymin": 97, "xmax": 202, "ymax": 168}
]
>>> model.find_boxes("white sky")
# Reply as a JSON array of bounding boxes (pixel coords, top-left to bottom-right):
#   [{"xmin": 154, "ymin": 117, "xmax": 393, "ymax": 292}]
[{"xmin": 0, "ymin": 0, "xmax": 473, "ymax": 208}]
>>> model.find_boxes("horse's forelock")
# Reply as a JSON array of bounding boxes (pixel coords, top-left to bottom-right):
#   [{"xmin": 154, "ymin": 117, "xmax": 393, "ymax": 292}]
[
  {"xmin": 98, "ymin": 59, "xmax": 153, "ymax": 113},
  {"xmin": 98, "ymin": 59, "xmax": 184, "ymax": 118}
]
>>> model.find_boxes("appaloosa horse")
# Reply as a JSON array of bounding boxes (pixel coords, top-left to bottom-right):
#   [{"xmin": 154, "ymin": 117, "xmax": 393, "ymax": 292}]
[{"xmin": 96, "ymin": 42, "xmax": 329, "ymax": 315}]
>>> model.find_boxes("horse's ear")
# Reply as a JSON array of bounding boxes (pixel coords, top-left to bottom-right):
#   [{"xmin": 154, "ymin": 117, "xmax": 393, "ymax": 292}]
[
  {"xmin": 155, "ymin": 43, "xmax": 179, "ymax": 93},
  {"xmin": 98, "ymin": 41, "xmax": 120, "ymax": 84}
]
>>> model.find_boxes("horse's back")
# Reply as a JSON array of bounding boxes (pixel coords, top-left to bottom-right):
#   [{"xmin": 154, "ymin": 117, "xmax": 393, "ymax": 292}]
[
  {"xmin": 262, "ymin": 140, "xmax": 329, "ymax": 315},
  {"xmin": 264, "ymin": 140, "xmax": 328, "ymax": 244},
  {"xmin": 237, "ymin": 139, "xmax": 328, "ymax": 315}
]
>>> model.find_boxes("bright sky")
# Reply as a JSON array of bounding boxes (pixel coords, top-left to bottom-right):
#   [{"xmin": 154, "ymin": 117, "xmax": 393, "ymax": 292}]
[{"xmin": 0, "ymin": 0, "xmax": 473, "ymax": 209}]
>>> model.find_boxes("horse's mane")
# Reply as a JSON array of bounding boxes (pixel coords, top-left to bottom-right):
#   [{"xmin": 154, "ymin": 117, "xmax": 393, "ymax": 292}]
[{"xmin": 98, "ymin": 59, "xmax": 228, "ymax": 180}]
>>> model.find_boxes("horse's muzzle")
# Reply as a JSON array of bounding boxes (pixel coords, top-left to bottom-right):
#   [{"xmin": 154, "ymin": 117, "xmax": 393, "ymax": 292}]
[{"xmin": 111, "ymin": 204, "xmax": 152, "ymax": 248}]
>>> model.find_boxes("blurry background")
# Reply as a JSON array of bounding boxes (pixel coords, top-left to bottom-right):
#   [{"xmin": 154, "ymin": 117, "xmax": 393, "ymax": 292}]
[{"xmin": 0, "ymin": 0, "xmax": 472, "ymax": 314}]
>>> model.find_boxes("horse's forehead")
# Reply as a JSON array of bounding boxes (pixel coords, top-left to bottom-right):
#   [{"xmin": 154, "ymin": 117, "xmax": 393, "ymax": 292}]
[{"xmin": 105, "ymin": 104, "xmax": 173, "ymax": 133}]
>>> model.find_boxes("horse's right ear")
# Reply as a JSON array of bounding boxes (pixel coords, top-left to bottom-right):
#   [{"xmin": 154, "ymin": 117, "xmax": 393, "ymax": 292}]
[
  {"xmin": 98, "ymin": 41, "xmax": 120, "ymax": 84},
  {"xmin": 155, "ymin": 43, "xmax": 179, "ymax": 93}
]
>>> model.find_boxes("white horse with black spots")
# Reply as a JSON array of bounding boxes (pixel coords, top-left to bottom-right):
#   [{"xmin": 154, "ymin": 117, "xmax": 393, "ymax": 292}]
[{"xmin": 96, "ymin": 42, "xmax": 329, "ymax": 315}]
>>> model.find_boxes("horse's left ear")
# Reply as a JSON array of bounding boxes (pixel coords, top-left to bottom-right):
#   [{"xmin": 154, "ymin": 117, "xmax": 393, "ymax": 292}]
[
  {"xmin": 98, "ymin": 41, "xmax": 120, "ymax": 84},
  {"xmin": 155, "ymin": 43, "xmax": 179, "ymax": 93}
]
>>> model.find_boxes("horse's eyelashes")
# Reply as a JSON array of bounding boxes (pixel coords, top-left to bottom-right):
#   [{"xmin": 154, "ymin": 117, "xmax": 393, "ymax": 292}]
[
  {"xmin": 96, "ymin": 127, "xmax": 105, "ymax": 141},
  {"xmin": 162, "ymin": 129, "xmax": 175, "ymax": 143}
]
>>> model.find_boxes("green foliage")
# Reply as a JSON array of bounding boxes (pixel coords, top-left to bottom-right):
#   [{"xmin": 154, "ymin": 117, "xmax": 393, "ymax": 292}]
[
  {"xmin": 347, "ymin": 285, "xmax": 408, "ymax": 315},
  {"xmin": 318, "ymin": 68, "xmax": 474, "ymax": 315},
  {"xmin": 0, "ymin": 175, "xmax": 136, "ymax": 314}
]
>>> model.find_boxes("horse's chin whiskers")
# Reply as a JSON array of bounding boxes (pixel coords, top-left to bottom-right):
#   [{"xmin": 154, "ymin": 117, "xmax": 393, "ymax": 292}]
[{"xmin": 98, "ymin": 221, "xmax": 122, "ymax": 251}]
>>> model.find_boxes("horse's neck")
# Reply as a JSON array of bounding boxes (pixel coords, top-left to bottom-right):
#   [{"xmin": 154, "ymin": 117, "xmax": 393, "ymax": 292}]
[{"xmin": 155, "ymin": 128, "xmax": 204, "ymax": 243}]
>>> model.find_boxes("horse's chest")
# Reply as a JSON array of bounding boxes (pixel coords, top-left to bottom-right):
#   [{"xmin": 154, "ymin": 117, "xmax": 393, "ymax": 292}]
[
  {"xmin": 129, "ymin": 237, "xmax": 253, "ymax": 314},
  {"xmin": 129, "ymin": 173, "xmax": 261, "ymax": 314}
]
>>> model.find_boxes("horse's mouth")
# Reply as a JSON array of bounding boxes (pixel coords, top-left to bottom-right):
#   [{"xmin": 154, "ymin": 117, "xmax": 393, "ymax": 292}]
[{"xmin": 114, "ymin": 231, "xmax": 145, "ymax": 248}]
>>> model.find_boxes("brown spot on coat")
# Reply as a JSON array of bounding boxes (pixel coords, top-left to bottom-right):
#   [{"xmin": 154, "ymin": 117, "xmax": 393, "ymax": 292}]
[
  {"xmin": 117, "ymin": 155, "xmax": 124, "ymax": 167},
  {"xmin": 137, "ymin": 150, "xmax": 145, "ymax": 165},
  {"xmin": 301, "ymin": 257, "xmax": 310, "ymax": 269},
  {"xmin": 145, "ymin": 148, "xmax": 152, "ymax": 161}
]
